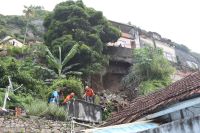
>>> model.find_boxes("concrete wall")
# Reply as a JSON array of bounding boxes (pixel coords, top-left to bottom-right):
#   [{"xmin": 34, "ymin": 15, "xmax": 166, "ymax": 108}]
[
  {"xmin": 161, "ymin": 103, "xmax": 200, "ymax": 122},
  {"xmin": 104, "ymin": 46, "xmax": 133, "ymax": 63},
  {"xmin": 155, "ymin": 40, "xmax": 177, "ymax": 62},
  {"xmin": 68, "ymin": 99, "xmax": 102, "ymax": 123},
  {"xmin": 139, "ymin": 115, "xmax": 200, "ymax": 133},
  {"xmin": 140, "ymin": 37, "xmax": 155, "ymax": 47},
  {"xmin": 140, "ymin": 36, "xmax": 177, "ymax": 63},
  {"xmin": 105, "ymin": 46, "xmax": 132, "ymax": 58}
]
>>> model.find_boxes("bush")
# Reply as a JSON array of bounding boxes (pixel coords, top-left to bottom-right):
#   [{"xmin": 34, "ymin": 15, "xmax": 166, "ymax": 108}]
[
  {"xmin": 47, "ymin": 104, "xmax": 67, "ymax": 121},
  {"xmin": 12, "ymin": 71, "xmax": 48, "ymax": 98},
  {"xmin": 102, "ymin": 101, "xmax": 116, "ymax": 121},
  {"xmin": 6, "ymin": 46, "xmax": 29, "ymax": 58},
  {"xmin": 0, "ymin": 89, "xmax": 5, "ymax": 107},
  {"xmin": 139, "ymin": 79, "xmax": 171, "ymax": 95},
  {"xmin": 0, "ymin": 89, "xmax": 34, "ymax": 109},
  {"xmin": 24, "ymin": 100, "xmax": 47, "ymax": 115},
  {"xmin": 50, "ymin": 77, "xmax": 83, "ymax": 97},
  {"xmin": 0, "ymin": 57, "xmax": 48, "ymax": 99}
]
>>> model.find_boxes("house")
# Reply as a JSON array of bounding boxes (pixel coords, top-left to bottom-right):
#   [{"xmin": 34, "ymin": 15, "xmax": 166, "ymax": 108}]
[
  {"xmin": 109, "ymin": 21, "xmax": 200, "ymax": 71},
  {"xmin": 97, "ymin": 71, "xmax": 200, "ymax": 132},
  {"xmin": 0, "ymin": 36, "xmax": 24, "ymax": 47},
  {"xmin": 90, "ymin": 20, "xmax": 199, "ymax": 93},
  {"xmin": 107, "ymin": 32, "xmax": 135, "ymax": 48},
  {"xmin": 109, "ymin": 21, "xmax": 177, "ymax": 63}
]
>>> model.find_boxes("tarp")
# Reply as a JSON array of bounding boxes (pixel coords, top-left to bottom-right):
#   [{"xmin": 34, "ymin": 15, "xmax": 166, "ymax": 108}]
[{"xmin": 84, "ymin": 121, "xmax": 158, "ymax": 133}]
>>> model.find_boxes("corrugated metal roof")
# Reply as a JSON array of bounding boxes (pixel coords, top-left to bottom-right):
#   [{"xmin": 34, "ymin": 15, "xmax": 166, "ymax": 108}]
[
  {"xmin": 84, "ymin": 121, "xmax": 158, "ymax": 133},
  {"xmin": 139, "ymin": 96, "xmax": 200, "ymax": 121}
]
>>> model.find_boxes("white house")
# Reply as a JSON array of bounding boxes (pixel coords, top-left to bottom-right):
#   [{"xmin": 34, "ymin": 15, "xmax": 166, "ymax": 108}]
[{"xmin": 0, "ymin": 36, "xmax": 24, "ymax": 47}]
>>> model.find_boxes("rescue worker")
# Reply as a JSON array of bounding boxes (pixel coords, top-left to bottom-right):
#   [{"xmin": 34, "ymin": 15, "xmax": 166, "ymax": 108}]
[
  {"xmin": 83, "ymin": 86, "xmax": 95, "ymax": 103},
  {"xmin": 62, "ymin": 92, "xmax": 75, "ymax": 110},
  {"xmin": 48, "ymin": 89, "xmax": 59, "ymax": 105}
]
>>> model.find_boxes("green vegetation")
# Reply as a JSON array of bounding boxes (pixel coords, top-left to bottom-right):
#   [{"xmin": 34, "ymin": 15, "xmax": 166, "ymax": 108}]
[
  {"xmin": 37, "ymin": 44, "xmax": 81, "ymax": 78},
  {"xmin": 138, "ymin": 79, "xmax": 171, "ymax": 95},
  {"xmin": 25, "ymin": 100, "xmax": 67, "ymax": 121},
  {"xmin": 0, "ymin": 89, "xmax": 34, "ymax": 109},
  {"xmin": 0, "ymin": 90, "xmax": 66, "ymax": 121},
  {"xmin": 50, "ymin": 77, "xmax": 84, "ymax": 97},
  {"xmin": 0, "ymin": 0, "xmax": 119, "ymax": 104},
  {"xmin": 43, "ymin": 0, "xmax": 120, "ymax": 75},
  {"xmin": 122, "ymin": 47, "xmax": 175, "ymax": 95},
  {"xmin": 102, "ymin": 102, "xmax": 116, "ymax": 120},
  {"xmin": 2, "ymin": 0, "xmax": 199, "ymax": 123},
  {"xmin": 0, "ymin": 6, "xmax": 49, "ymax": 42},
  {"xmin": 0, "ymin": 56, "xmax": 48, "ymax": 98},
  {"xmin": 0, "ymin": 1, "xmax": 119, "ymax": 120}
]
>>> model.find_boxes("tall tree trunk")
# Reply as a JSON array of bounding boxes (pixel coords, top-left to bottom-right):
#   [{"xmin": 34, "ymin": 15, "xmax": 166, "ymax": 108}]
[
  {"xmin": 23, "ymin": 19, "xmax": 29, "ymax": 45},
  {"xmin": 152, "ymin": 36, "xmax": 156, "ymax": 48}
]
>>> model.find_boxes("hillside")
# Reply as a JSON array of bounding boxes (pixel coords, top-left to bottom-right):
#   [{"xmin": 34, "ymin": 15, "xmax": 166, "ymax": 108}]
[
  {"xmin": 0, "ymin": 7, "xmax": 200, "ymax": 69},
  {"xmin": 0, "ymin": 6, "xmax": 49, "ymax": 43}
]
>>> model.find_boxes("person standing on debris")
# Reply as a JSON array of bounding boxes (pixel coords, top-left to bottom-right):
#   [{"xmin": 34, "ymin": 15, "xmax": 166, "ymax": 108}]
[
  {"xmin": 83, "ymin": 86, "xmax": 95, "ymax": 103},
  {"xmin": 62, "ymin": 92, "xmax": 75, "ymax": 110}
]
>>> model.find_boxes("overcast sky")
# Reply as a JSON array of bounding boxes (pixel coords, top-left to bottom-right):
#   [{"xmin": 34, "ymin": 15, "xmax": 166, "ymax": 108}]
[{"xmin": 0, "ymin": 0, "xmax": 199, "ymax": 53}]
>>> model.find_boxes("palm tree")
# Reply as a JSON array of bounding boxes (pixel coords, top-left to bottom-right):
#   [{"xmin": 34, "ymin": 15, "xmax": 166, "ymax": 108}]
[
  {"xmin": 23, "ymin": 5, "xmax": 34, "ymax": 45},
  {"xmin": 37, "ymin": 44, "xmax": 82, "ymax": 78}
]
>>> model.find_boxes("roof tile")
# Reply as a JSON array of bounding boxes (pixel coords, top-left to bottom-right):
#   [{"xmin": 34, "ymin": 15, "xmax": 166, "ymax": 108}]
[{"xmin": 104, "ymin": 71, "xmax": 200, "ymax": 126}]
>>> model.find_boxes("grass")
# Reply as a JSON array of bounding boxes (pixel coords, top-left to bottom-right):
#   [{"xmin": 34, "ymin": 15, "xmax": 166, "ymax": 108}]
[{"xmin": 24, "ymin": 100, "xmax": 67, "ymax": 121}]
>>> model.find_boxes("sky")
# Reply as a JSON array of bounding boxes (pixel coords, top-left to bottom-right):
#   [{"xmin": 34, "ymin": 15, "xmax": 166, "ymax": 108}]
[{"xmin": 0, "ymin": 0, "xmax": 199, "ymax": 53}]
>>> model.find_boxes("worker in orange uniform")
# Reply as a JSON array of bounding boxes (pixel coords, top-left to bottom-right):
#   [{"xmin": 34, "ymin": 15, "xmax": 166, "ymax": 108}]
[
  {"xmin": 84, "ymin": 86, "xmax": 95, "ymax": 103},
  {"xmin": 62, "ymin": 92, "xmax": 75, "ymax": 110}
]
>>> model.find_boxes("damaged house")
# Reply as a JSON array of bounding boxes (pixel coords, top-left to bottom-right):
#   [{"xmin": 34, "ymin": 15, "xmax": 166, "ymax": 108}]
[
  {"xmin": 86, "ymin": 71, "xmax": 200, "ymax": 133},
  {"xmin": 91, "ymin": 20, "xmax": 199, "ymax": 93}
]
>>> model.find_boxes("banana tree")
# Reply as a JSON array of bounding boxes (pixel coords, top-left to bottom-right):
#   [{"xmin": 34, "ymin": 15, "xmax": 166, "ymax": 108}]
[{"xmin": 36, "ymin": 44, "xmax": 82, "ymax": 78}]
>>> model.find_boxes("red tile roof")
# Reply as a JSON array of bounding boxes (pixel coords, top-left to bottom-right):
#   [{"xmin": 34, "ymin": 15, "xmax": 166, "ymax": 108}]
[{"xmin": 104, "ymin": 71, "xmax": 200, "ymax": 126}]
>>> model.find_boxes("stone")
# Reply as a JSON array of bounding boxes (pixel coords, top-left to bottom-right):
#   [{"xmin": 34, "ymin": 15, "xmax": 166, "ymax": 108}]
[
  {"xmin": 41, "ymin": 129, "xmax": 51, "ymax": 133},
  {"xmin": 0, "ymin": 118, "xmax": 4, "ymax": 121},
  {"xmin": 0, "ymin": 116, "xmax": 72, "ymax": 132},
  {"xmin": 51, "ymin": 129, "xmax": 60, "ymax": 133},
  {"xmin": 33, "ymin": 128, "xmax": 40, "ymax": 132},
  {"xmin": 15, "ymin": 128, "xmax": 26, "ymax": 133}
]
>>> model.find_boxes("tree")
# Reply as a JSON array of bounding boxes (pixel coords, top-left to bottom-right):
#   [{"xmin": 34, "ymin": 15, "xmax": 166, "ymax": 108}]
[
  {"xmin": 23, "ymin": 5, "xmax": 34, "ymax": 44},
  {"xmin": 36, "ymin": 43, "xmax": 82, "ymax": 78},
  {"xmin": 0, "ymin": 57, "xmax": 47, "ymax": 98},
  {"xmin": 43, "ymin": 0, "xmax": 120, "ymax": 75},
  {"xmin": 122, "ymin": 47, "xmax": 175, "ymax": 96},
  {"xmin": 27, "ymin": 6, "xmax": 49, "ymax": 19}
]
